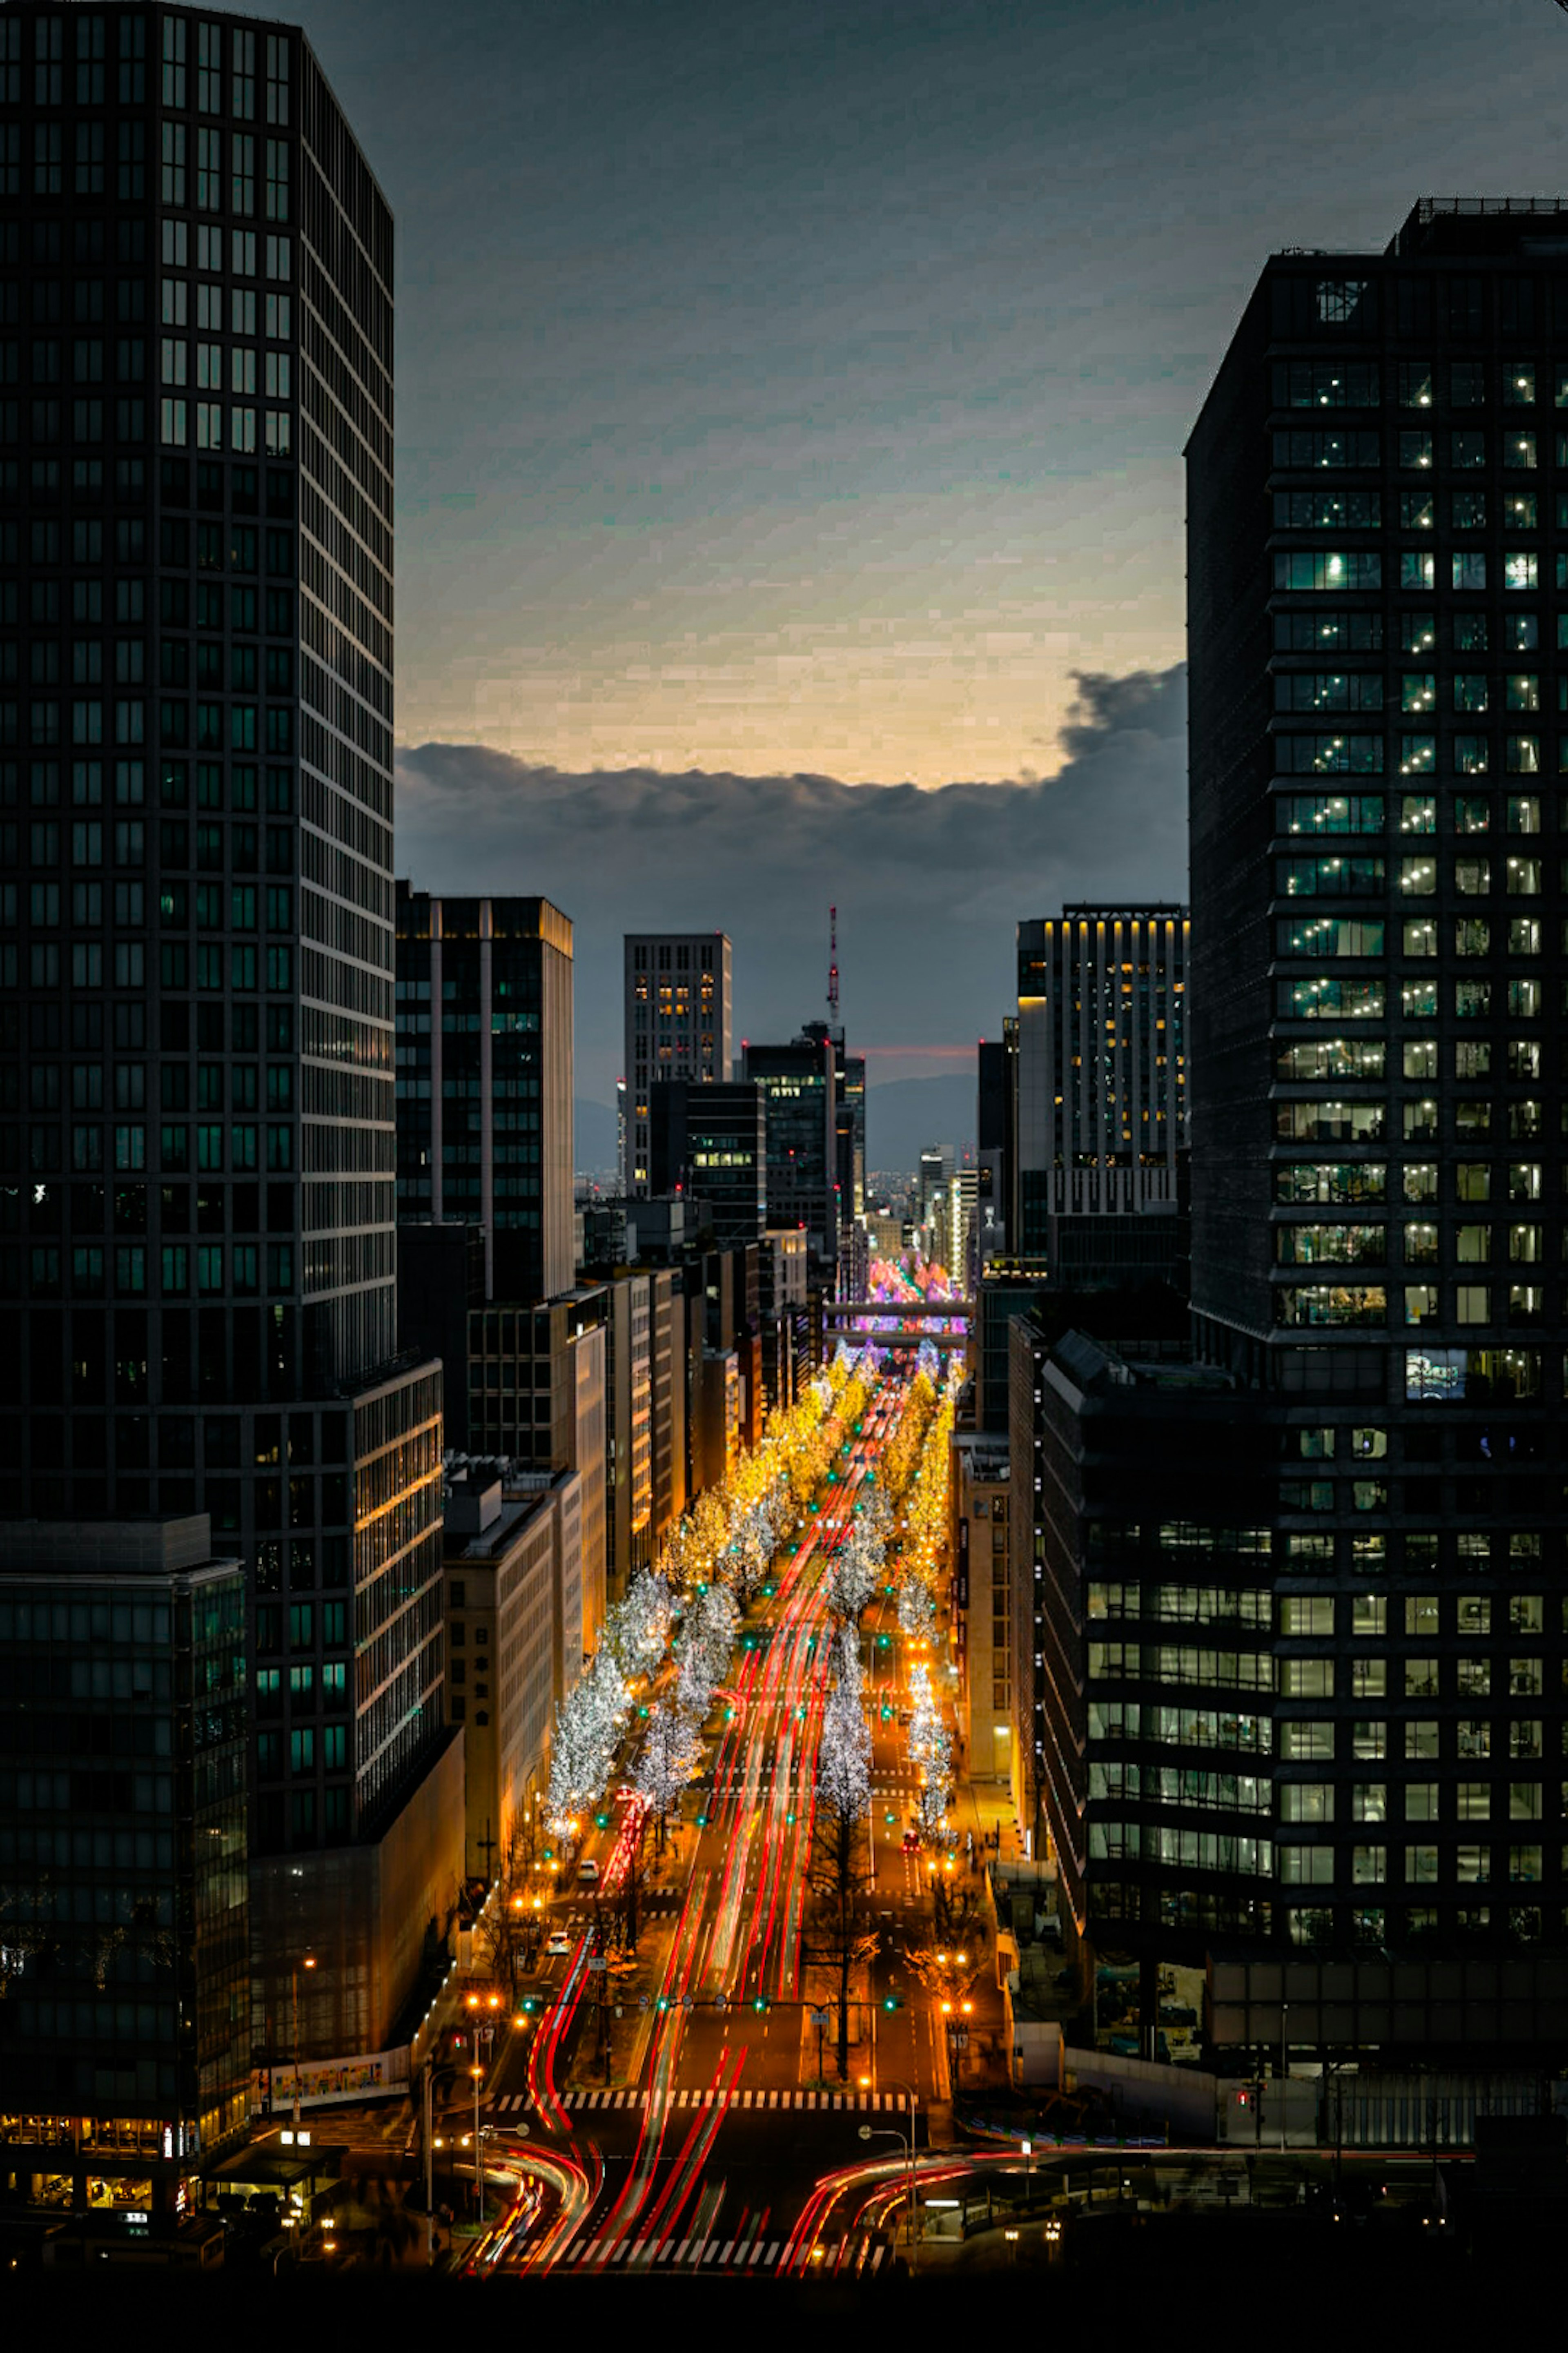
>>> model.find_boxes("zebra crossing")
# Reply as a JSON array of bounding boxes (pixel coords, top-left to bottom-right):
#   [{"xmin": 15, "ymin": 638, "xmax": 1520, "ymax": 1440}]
[
  {"xmin": 565, "ymin": 2235, "xmax": 886, "ymax": 2273},
  {"xmin": 559, "ymin": 1890, "xmax": 681, "ymax": 1930},
  {"xmin": 490, "ymin": 2086, "xmax": 909, "ymax": 2116}
]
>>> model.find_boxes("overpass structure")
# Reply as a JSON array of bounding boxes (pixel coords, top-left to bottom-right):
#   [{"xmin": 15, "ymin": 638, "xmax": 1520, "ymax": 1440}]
[{"xmin": 823, "ymin": 1296, "xmax": 974, "ymax": 1353}]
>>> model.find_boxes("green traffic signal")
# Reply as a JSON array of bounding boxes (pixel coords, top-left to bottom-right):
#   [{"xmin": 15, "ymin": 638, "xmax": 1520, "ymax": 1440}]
[
  {"xmin": 595, "ymin": 1812, "xmax": 609, "ymax": 1829},
  {"xmin": 638, "ymin": 1705, "xmax": 650, "ymax": 1719},
  {"xmin": 882, "ymin": 1996, "xmax": 901, "ymax": 2012}
]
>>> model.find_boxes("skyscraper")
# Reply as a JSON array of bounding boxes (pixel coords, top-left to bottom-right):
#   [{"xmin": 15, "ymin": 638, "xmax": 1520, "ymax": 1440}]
[
  {"xmin": 394, "ymin": 886, "xmax": 575, "ymax": 1309},
  {"xmin": 1181, "ymin": 204, "xmax": 1568, "ymax": 1961},
  {"xmin": 1015, "ymin": 905, "xmax": 1187, "ymax": 1286},
  {"xmin": 0, "ymin": 4, "xmax": 457, "ymax": 2058},
  {"xmin": 743, "ymin": 1029, "xmax": 838, "ymax": 1280},
  {"xmin": 1017, "ymin": 203, "xmax": 1568, "ymax": 2048},
  {"xmin": 623, "ymin": 931, "xmax": 732, "ymax": 1194},
  {"xmin": 648, "ymin": 1075, "xmax": 766, "ymax": 1244}
]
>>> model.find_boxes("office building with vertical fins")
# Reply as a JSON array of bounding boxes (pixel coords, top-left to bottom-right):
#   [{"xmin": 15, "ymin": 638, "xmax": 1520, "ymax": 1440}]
[
  {"xmin": 0, "ymin": 3, "xmax": 461, "ymax": 2073},
  {"xmin": 1014, "ymin": 905, "xmax": 1188, "ymax": 1287},
  {"xmin": 623, "ymin": 931, "xmax": 732, "ymax": 1194}
]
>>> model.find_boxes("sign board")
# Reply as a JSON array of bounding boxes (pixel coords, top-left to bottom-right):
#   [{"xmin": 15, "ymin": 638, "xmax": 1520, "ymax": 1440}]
[
  {"xmin": 252, "ymin": 2046, "xmax": 411, "ymax": 2115},
  {"xmin": 587, "ymin": 1957, "xmax": 607, "ymax": 1973}
]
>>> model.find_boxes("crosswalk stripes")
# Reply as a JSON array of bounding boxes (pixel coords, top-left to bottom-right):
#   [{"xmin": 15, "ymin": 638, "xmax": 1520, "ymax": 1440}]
[
  {"xmin": 573, "ymin": 2236, "xmax": 793, "ymax": 2272},
  {"xmin": 490, "ymin": 2086, "xmax": 908, "ymax": 2116}
]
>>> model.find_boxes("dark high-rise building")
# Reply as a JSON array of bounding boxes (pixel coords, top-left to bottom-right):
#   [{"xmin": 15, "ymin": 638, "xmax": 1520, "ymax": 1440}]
[
  {"xmin": 623, "ymin": 931, "xmax": 732, "ymax": 1194},
  {"xmin": 1015, "ymin": 907, "xmax": 1187, "ymax": 1280},
  {"xmin": 1016, "ymin": 203, "xmax": 1568, "ymax": 2068},
  {"xmin": 800, "ymin": 1018, "xmax": 863, "ymax": 1244},
  {"xmin": 0, "ymin": 1515, "xmax": 249, "ymax": 2191},
  {"xmin": 976, "ymin": 1019, "xmax": 1016, "ymax": 1262},
  {"xmin": 742, "ymin": 1030, "xmax": 838, "ymax": 1279},
  {"xmin": 0, "ymin": 4, "xmax": 457, "ymax": 2056},
  {"xmin": 648, "ymin": 1076, "xmax": 766, "ymax": 1244},
  {"xmin": 394, "ymin": 887, "xmax": 574, "ymax": 1310}
]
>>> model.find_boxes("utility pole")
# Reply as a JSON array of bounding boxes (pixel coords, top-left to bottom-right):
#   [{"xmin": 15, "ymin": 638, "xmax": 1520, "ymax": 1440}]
[{"xmin": 423, "ymin": 2058, "xmax": 435, "ymax": 2266}]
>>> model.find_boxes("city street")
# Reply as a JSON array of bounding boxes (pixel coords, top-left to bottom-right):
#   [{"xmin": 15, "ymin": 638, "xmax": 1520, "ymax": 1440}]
[{"xmin": 452, "ymin": 1344, "xmax": 971, "ymax": 2275}]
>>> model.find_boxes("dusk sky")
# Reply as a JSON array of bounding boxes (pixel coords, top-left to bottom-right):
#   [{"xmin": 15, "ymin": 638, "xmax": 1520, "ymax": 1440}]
[{"xmin": 298, "ymin": 0, "xmax": 1568, "ymax": 1110}]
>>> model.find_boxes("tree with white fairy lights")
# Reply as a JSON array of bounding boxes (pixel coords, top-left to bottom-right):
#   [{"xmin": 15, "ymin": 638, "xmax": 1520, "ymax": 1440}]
[
  {"xmin": 808, "ymin": 1629, "xmax": 878, "ymax": 2081},
  {"xmin": 546, "ymin": 1649, "xmax": 630, "ymax": 1834},
  {"xmin": 822, "ymin": 1520, "xmax": 883, "ymax": 1631},
  {"xmin": 906, "ymin": 1660, "xmax": 953, "ymax": 1845},
  {"xmin": 603, "ymin": 1566, "xmax": 673, "ymax": 1683},
  {"xmin": 632, "ymin": 1702, "xmax": 704, "ymax": 1854}
]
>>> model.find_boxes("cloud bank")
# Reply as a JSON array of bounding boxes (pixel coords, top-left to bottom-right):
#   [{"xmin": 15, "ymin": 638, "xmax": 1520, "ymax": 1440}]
[{"xmin": 394, "ymin": 663, "xmax": 1187, "ymax": 1105}]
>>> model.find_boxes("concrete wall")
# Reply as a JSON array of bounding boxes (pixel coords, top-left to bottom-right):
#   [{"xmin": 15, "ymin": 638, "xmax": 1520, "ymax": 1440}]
[
  {"xmin": 1068, "ymin": 2047, "xmax": 1223, "ymax": 2143},
  {"xmin": 252, "ymin": 1727, "xmax": 465, "ymax": 2059}
]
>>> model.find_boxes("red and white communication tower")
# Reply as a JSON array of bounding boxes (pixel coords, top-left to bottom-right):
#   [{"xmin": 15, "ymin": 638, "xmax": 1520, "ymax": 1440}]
[{"xmin": 827, "ymin": 904, "xmax": 840, "ymax": 1031}]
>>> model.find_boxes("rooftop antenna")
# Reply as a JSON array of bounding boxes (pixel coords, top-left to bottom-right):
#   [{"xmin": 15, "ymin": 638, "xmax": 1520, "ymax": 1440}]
[{"xmin": 827, "ymin": 904, "xmax": 840, "ymax": 1031}]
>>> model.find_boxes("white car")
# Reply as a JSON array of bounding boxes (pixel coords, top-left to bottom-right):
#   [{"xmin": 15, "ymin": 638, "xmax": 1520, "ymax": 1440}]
[{"xmin": 544, "ymin": 1930, "xmax": 572, "ymax": 1958}]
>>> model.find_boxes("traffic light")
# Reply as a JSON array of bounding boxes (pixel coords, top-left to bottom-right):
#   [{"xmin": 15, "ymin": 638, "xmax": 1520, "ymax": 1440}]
[
  {"xmin": 520, "ymin": 1995, "xmax": 538, "ymax": 2015},
  {"xmin": 753, "ymin": 1996, "xmax": 769, "ymax": 2014},
  {"xmin": 638, "ymin": 1705, "xmax": 649, "ymax": 1719},
  {"xmin": 595, "ymin": 1812, "xmax": 609, "ymax": 1829},
  {"xmin": 877, "ymin": 1633, "xmax": 890, "ymax": 1650},
  {"xmin": 882, "ymin": 1995, "xmax": 901, "ymax": 2013}
]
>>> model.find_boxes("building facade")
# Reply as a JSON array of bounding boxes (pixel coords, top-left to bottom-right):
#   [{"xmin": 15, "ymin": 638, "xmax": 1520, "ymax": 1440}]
[
  {"xmin": 647, "ymin": 1075, "xmax": 766, "ymax": 1244},
  {"xmin": 623, "ymin": 931, "xmax": 732, "ymax": 1194},
  {"xmin": 395, "ymin": 886, "xmax": 574, "ymax": 1310},
  {"xmin": 0, "ymin": 1516, "xmax": 249, "ymax": 2204},
  {"xmin": 0, "ymin": 2, "xmax": 454, "ymax": 2056},
  {"xmin": 950, "ymin": 1432, "xmax": 1011, "ymax": 1786},
  {"xmin": 443, "ymin": 1470, "xmax": 564, "ymax": 1883},
  {"xmin": 1185, "ymin": 200, "xmax": 1568, "ymax": 1961},
  {"xmin": 1015, "ymin": 907, "xmax": 1188, "ymax": 1257},
  {"xmin": 743, "ymin": 1031, "xmax": 838, "ymax": 1281}
]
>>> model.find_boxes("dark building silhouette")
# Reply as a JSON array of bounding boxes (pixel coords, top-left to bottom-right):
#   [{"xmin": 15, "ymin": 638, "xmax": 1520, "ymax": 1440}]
[
  {"xmin": 648, "ymin": 1076, "xmax": 766, "ymax": 1244},
  {"xmin": 1011, "ymin": 203, "xmax": 1568, "ymax": 2074},
  {"xmin": 0, "ymin": 4, "xmax": 457, "ymax": 2058}
]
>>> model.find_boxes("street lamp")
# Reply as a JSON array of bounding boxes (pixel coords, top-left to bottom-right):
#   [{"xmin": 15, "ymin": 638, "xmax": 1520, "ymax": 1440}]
[
  {"xmin": 290, "ymin": 1953, "xmax": 316, "ymax": 2128},
  {"xmin": 859, "ymin": 2073, "xmax": 919, "ymax": 2270},
  {"xmin": 470, "ymin": 2063, "xmax": 486, "ymax": 2218}
]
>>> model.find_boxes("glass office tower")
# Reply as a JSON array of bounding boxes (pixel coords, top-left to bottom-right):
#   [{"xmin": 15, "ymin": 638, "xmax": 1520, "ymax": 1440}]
[
  {"xmin": 1184, "ymin": 199, "xmax": 1568, "ymax": 1954},
  {"xmin": 0, "ymin": 5, "xmax": 452, "ymax": 2054}
]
